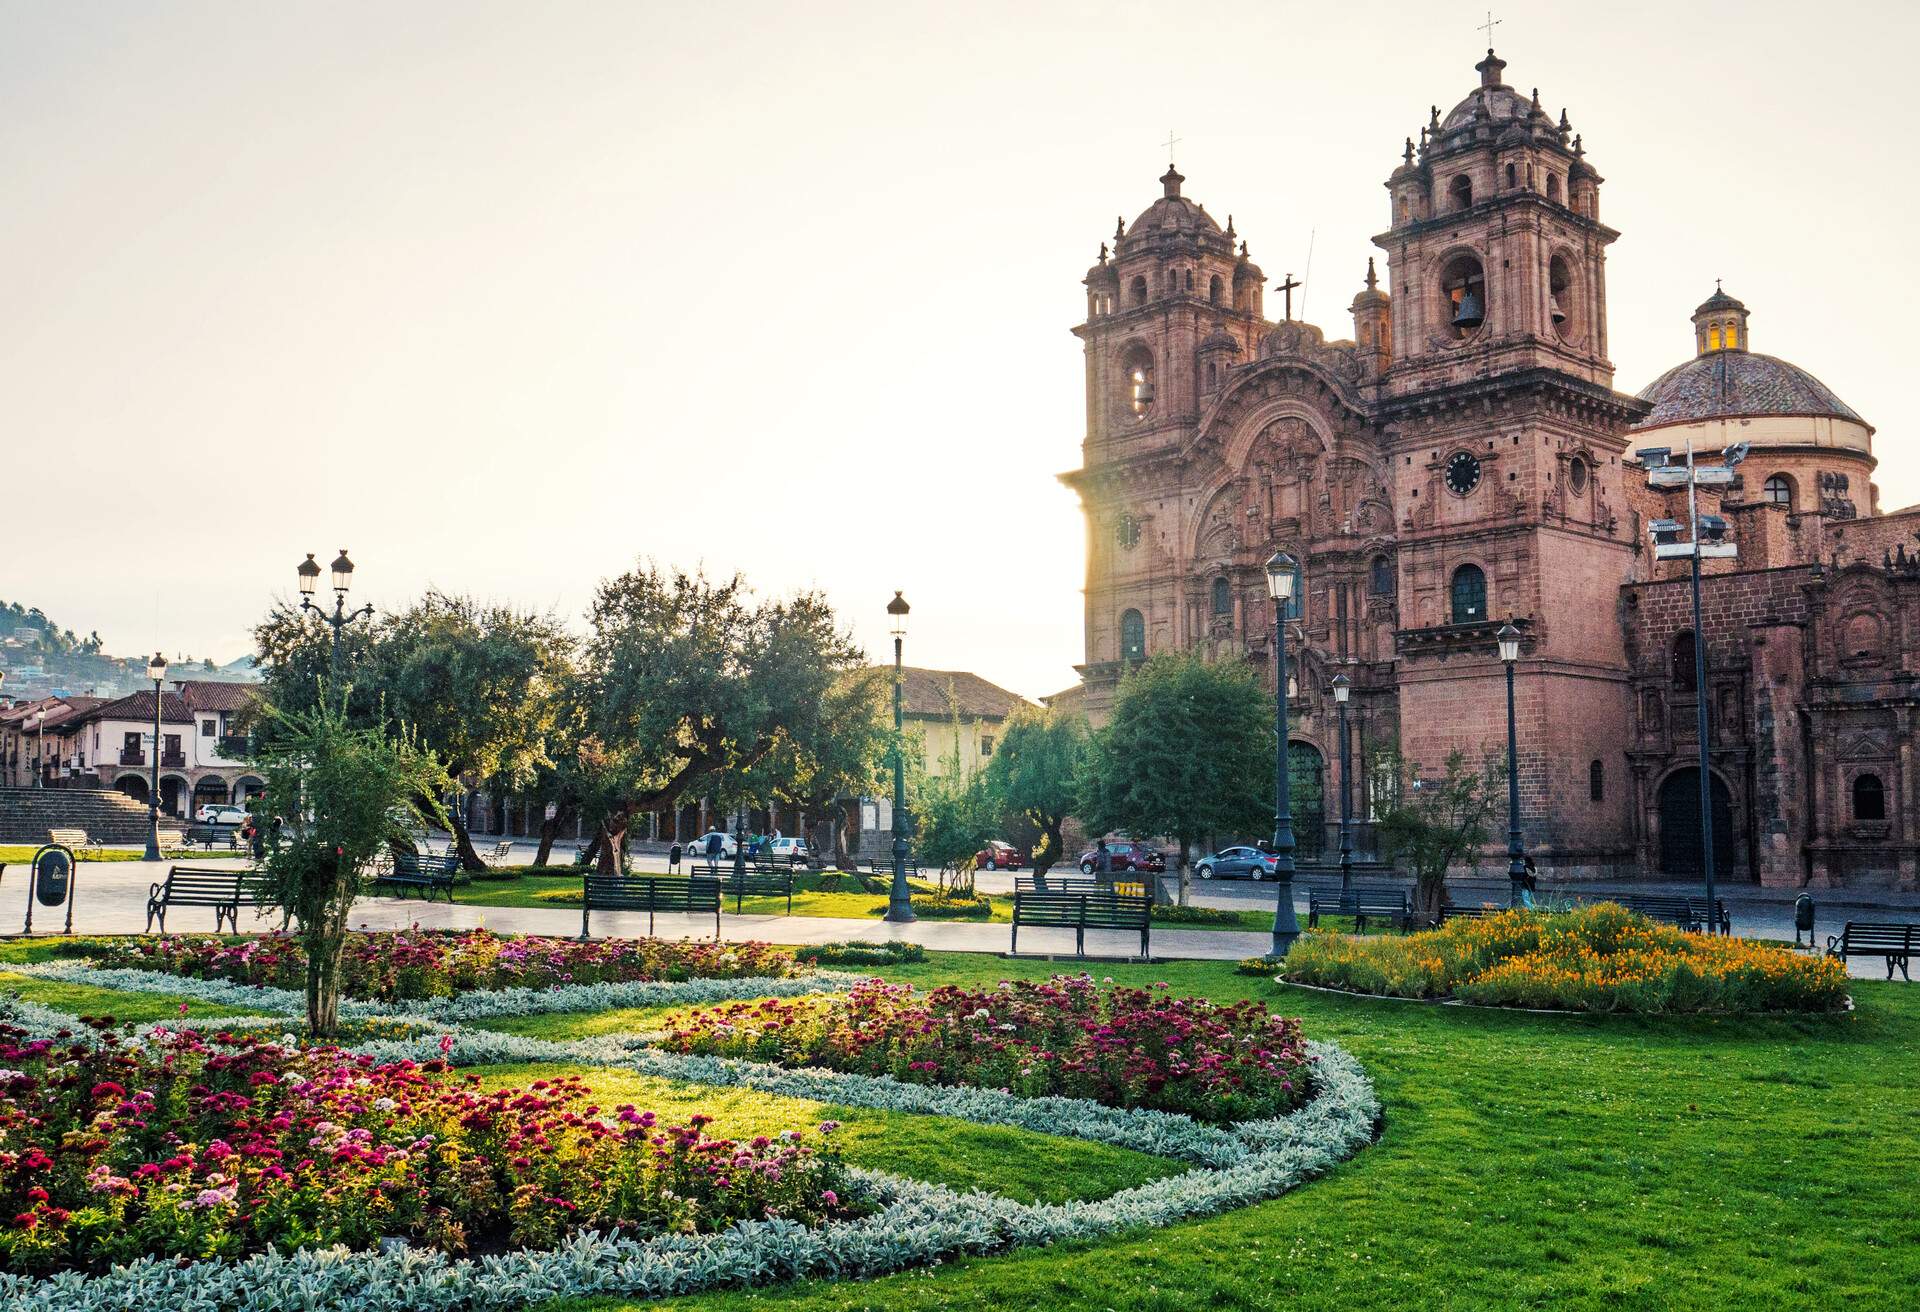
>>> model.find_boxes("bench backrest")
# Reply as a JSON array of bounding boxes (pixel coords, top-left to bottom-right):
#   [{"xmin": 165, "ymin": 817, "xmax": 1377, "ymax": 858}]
[
  {"xmin": 1013, "ymin": 890, "xmax": 1150, "ymax": 926},
  {"xmin": 583, "ymin": 875, "xmax": 721, "ymax": 911},
  {"xmin": 163, "ymin": 866, "xmax": 254, "ymax": 898},
  {"xmin": 724, "ymin": 871, "xmax": 792, "ymax": 890},
  {"xmin": 48, "ymin": 828, "xmax": 90, "ymax": 845},
  {"xmin": 394, "ymin": 852, "xmax": 459, "ymax": 877},
  {"xmin": 1841, "ymin": 922, "xmax": 1917, "ymax": 949}
]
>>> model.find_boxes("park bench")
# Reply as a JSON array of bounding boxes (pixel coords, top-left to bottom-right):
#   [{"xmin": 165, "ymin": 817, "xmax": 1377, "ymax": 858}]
[
  {"xmin": 721, "ymin": 867, "xmax": 795, "ymax": 912},
  {"xmin": 47, "ymin": 828, "xmax": 94, "ymax": 856},
  {"xmin": 1010, "ymin": 887, "xmax": 1151, "ymax": 958},
  {"xmin": 146, "ymin": 865, "xmax": 276, "ymax": 933},
  {"xmin": 1306, "ymin": 884, "xmax": 1413, "ymax": 932},
  {"xmin": 1826, "ymin": 921, "xmax": 1917, "ymax": 981},
  {"xmin": 1014, "ymin": 874, "xmax": 1148, "ymax": 899},
  {"xmin": 863, "ymin": 855, "xmax": 920, "ymax": 876},
  {"xmin": 1622, "ymin": 895, "xmax": 1732, "ymax": 934},
  {"xmin": 181, "ymin": 821, "xmax": 242, "ymax": 851},
  {"xmin": 482, "ymin": 840, "xmax": 514, "ymax": 868},
  {"xmin": 373, "ymin": 852, "xmax": 460, "ymax": 902},
  {"xmin": 1437, "ymin": 902, "xmax": 1499, "ymax": 924},
  {"xmin": 580, "ymin": 874, "xmax": 721, "ymax": 939}
]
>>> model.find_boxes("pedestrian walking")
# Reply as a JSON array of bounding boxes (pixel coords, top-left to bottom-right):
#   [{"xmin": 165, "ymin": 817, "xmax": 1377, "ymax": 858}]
[
  {"xmin": 705, "ymin": 831, "xmax": 723, "ymax": 874},
  {"xmin": 1521, "ymin": 854, "xmax": 1538, "ymax": 909},
  {"xmin": 1096, "ymin": 838, "xmax": 1111, "ymax": 881}
]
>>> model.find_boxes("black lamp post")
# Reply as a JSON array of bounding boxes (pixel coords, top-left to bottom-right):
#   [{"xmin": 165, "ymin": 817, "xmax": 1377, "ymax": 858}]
[
  {"xmin": 1497, "ymin": 622, "xmax": 1525, "ymax": 907},
  {"xmin": 1265, "ymin": 552, "xmax": 1301, "ymax": 959},
  {"xmin": 885, "ymin": 591, "xmax": 915, "ymax": 923},
  {"xmin": 144, "ymin": 652, "xmax": 167, "ymax": 861},
  {"xmin": 1331, "ymin": 672, "xmax": 1353, "ymax": 898},
  {"xmin": 298, "ymin": 549, "xmax": 375, "ymax": 697},
  {"xmin": 29, "ymin": 710, "xmax": 45, "ymax": 789}
]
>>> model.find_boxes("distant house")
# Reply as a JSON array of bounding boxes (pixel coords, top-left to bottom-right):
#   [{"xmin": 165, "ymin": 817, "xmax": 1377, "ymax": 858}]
[
  {"xmin": 887, "ymin": 666, "xmax": 1036, "ymax": 779},
  {"xmin": 43, "ymin": 680, "xmax": 266, "ymax": 817}
]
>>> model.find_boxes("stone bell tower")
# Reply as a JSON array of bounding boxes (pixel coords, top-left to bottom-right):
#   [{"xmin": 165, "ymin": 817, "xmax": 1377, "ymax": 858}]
[{"xmin": 1372, "ymin": 49, "xmax": 1650, "ymax": 872}]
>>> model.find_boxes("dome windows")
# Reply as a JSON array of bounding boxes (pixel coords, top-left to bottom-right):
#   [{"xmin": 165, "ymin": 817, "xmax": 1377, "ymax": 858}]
[
  {"xmin": 1442, "ymin": 253, "xmax": 1487, "ymax": 339},
  {"xmin": 1761, "ymin": 474, "xmax": 1794, "ymax": 507}
]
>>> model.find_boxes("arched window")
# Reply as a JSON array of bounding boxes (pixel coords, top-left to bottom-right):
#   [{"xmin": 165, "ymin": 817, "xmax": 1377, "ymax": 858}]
[
  {"xmin": 1208, "ymin": 274, "xmax": 1223, "ymax": 305},
  {"xmin": 1548, "ymin": 254, "xmax": 1575, "ymax": 340},
  {"xmin": 1211, "ymin": 576, "xmax": 1232, "ymax": 615},
  {"xmin": 1449, "ymin": 174, "xmax": 1473, "ymax": 211},
  {"xmin": 1708, "ymin": 325, "xmax": 1722, "ymax": 351},
  {"xmin": 1724, "ymin": 322, "xmax": 1738, "ymax": 349},
  {"xmin": 1672, "ymin": 630, "xmax": 1698, "ymax": 692},
  {"xmin": 1505, "ymin": 163, "xmax": 1516, "ymax": 188},
  {"xmin": 1568, "ymin": 457, "xmax": 1588, "ymax": 494},
  {"xmin": 1369, "ymin": 555, "xmax": 1395, "ymax": 595},
  {"xmin": 1441, "ymin": 253, "xmax": 1487, "ymax": 339},
  {"xmin": 1853, "ymin": 773, "xmax": 1886, "ymax": 821},
  {"xmin": 1119, "ymin": 346, "xmax": 1155, "ymax": 419},
  {"xmin": 1762, "ymin": 474, "xmax": 1792, "ymax": 507},
  {"xmin": 1546, "ymin": 174, "xmax": 1561, "ymax": 203},
  {"xmin": 1130, "ymin": 276, "xmax": 1148, "ymax": 307},
  {"xmin": 1120, "ymin": 609, "xmax": 1146, "ymax": 662},
  {"xmin": 1282, "ymin": 562, "xmax": 1305, "ymax": 621},
  {"xmin": 1449, "ymin": 564, "xmax": 1486, "ymax": 624},
  {"xmin": 1185, "ymin": 269, "xmax": 1195, "ymax": 291},
  {"xmin": 1589, "ymin": 759, "xmax": 1605, "ymax": 802}
]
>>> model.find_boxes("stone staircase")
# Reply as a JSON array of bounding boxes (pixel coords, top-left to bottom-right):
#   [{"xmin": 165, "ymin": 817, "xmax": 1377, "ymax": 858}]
[{"xmin": 0, "ymin": 786, "xmax": 186, "ymax": 846}]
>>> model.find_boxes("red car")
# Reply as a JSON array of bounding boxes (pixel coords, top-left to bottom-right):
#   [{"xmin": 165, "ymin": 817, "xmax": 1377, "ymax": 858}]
[
  {"xmin": 975, "ymin": 840, "xmax": 1025, "ymax": 871},
  {"xmin": 1076, "ymin": 841, "xmax": 1166, "ymax": 875}
]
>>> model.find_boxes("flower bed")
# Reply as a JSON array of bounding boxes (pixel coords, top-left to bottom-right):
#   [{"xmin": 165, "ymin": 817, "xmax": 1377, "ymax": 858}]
[
  {"xmin": 659, "ymin": 975, "xmax": 1313, "ymax": 1124},
  {"xmin": 92, "ymin": 930, "xmax": 802, "ymax": 1001},
  {"xmin": 0, "ymin": 1019, "xmax": 857, "ymax": 1275},
  {"xmin": 1280, "ymin": 903, "xmax": 1849, "ymax": 1013},
  {"xmin": 792, "ymin": 940, "xmax": 927, "ymax": 967}
]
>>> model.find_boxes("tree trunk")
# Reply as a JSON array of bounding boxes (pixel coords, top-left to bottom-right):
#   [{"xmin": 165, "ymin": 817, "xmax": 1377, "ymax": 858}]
[
  {"xmin": 1035, "ymin": 816, "xmax": 1064, "ymax": 879},
  {"xmin": 595, "ymin": 807, "xmax": 632, "ymax": 875},
  {"xmin": 1413, "ymin": 870, "xmax": 1448, "ymax": 926},
  {"xmin": 533, "ymin": 803, "xmax": 571, "ymax": 867},
  {"xmin": 450, "ymin": 809, "xmax": 486, "ymax": 872}
]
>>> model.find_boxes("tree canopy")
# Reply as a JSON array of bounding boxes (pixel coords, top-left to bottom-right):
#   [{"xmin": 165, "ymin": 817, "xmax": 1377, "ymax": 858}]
[{"xmin": 983, "ymin": 704, "xmax": 1089, "ymax": 878}]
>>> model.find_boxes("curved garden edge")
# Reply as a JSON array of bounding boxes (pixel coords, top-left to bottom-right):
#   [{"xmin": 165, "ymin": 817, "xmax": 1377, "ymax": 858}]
[
  {"xmin": 0, "ymin": 1040, "xmax": 1376, "ymax": 1311},
  {"xmin": 1271, "ymin": 976, "xmax": 1857, "ymax": 1017}
]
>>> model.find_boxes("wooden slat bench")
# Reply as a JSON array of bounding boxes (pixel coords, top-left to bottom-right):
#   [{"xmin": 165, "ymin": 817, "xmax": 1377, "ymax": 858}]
[
  {"xmin": 146, "ymin": 865, "xmax": 275, "ymax": 933},
  {"xmin": 1622, "ymin": 895, "xmax": 1732, "ymax": 934},
  {"xmin": 581, "ymin": 874, "xmax": 721, "ymax": 939},
  {"xmin": 863, "ymin": 856, "xmax": 919, "ymax": 876},
  {"xmin": 1306, "ymin": 884, "xmax": 1413, "ymax": 932},
  {"xmin": 373, "ymin": 852, "xmax": 459, "ymax": 902},
  {"xmin": 1826, "ymin": 921, "xmax": 1917, "ymax": 981},
  {"xmin": 181, "ymin": 822, "xmax": 243, "ymax": 851},
  {"xmin": 722, "ymin": 868, "xmax": 795, "ymax": 912},
  {"xmin": 1010, "ymin": 888, "xmax": 1151, "ymax": 958},
  {"xmin": 1437, "ymin": 902, "xmax": 1499, "ymax": 924},
  {"xmin": 482, "ymin": 840, "xmax": 514, "ymax": 868},
  {"xmin": 47, "ymin": 828, "xmax": 93, "ymax": 855}
]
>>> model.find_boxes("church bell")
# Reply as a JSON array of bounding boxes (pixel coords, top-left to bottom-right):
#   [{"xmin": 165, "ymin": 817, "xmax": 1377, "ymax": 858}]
[
  {"xmin": 1548, "ymin": 293, "xmax": 1567, "ymax": 324},
  {"xmin": 1133, "ymin": 377, "xmax": 1155, "ymax": 406},
  {"xmin": 1451, "ymin": 289, "xmax": 1485, "ymax": 329}
]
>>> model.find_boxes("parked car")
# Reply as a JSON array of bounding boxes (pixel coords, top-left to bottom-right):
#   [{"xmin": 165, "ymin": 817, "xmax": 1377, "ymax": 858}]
[
  {"xmin": 689, "ymin": 831, "xmax": 739, "ymax": 859},
  {"xmin": 1194, "ymin": 845, "xmax": 1278, "ymax": 880},
  {"xmin": 1076, "ymin": 840, "xmax": 1166, "ymax": 875},
  {"xmin": 765, "ymin": 836, "xmax": 812, "ymax": 867},
  {"xmin": 194, "ymin": 804, "xmax": 248, "ymax": 825},
  {"xmin": 974, "ymin": 840, "xmax": 1025, "ymax": 871}
]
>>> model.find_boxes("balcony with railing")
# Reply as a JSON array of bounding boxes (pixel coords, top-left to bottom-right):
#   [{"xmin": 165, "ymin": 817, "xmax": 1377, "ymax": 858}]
[
  {"xmin": 160, "ymin": 750, "xmax": 186, "ymax": 768},
  {"xmin": 119, "ymin": 748, "xmax": 146, "ymax": 766}
]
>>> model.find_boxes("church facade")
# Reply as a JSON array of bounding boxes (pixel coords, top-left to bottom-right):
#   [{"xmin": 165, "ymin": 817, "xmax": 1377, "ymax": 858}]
[{"xmin": 1060, "ymin": 49, "xmax": 1919, "ymax": 889}]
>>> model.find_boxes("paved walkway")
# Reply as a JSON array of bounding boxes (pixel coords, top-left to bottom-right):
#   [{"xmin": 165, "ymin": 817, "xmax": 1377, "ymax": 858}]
[{"xmin": 1, "ymin": 853, "xmax": 1908, "ymax": 980}]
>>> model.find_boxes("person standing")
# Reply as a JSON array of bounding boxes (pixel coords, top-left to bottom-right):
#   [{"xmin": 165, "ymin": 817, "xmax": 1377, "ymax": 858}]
[
  {"xmin": 1096, "ymin": 838, "xmax": 1111, "ymax": 883},
  {"xmin": 705, "ymin": 830, "xmax": 723, "ymax": 874},
  {"xmin": 1521, "ymin": 854, "xmax": 1539, "ymax": 910}
]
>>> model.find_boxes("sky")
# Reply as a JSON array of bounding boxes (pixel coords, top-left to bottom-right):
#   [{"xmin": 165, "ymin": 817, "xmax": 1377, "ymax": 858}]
[{"xmin": 3, "ymin": 0, "xmax": 1917, "ymax": 699}]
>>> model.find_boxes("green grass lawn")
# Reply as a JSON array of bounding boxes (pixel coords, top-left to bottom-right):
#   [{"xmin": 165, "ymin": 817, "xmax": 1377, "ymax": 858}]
[
  {"xmin": 0, "ymin": 844, "xmax": 245, "ymax": 864},
  {"xmin": 530, "ymin": 952, "xmax": 1919, "ymax": 1312},
  {"xmin": 0, "ymin": 968, "xmax": 269, "ymax": 1023}
]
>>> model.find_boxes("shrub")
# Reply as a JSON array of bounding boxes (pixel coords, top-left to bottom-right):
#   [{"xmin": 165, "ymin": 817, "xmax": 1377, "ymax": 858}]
[
  {"xmin": 94, "ymin": 930, "xmax": 802, "ymax": 1001},
  {"xmin": 1151, "ymin": 904, "xmax": 1243, "ymax": 926},
  {"xmin": 0, "ymin": 1019, "xmax": 858, "ymax": 1274},
  {"xmin": 902, "ymin": 895, "xmax": 992, "ymax": 921},
  {"xmin": 792, "ymin": 941, "xmax": 927, "ymax": 967},
  {"xmin": 1281, "ymin": 904, "xmax": 1849, "ymax": 1014},
  {"xmin": 660, "ymin": 975, "xmax": 1313, "ymax": 1124}
]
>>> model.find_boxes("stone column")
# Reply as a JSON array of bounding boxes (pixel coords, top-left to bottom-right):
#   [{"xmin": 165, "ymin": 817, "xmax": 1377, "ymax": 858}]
[{"xmin": 1748, "ymin": 621, "xmax": 1808, "ymax": 888}]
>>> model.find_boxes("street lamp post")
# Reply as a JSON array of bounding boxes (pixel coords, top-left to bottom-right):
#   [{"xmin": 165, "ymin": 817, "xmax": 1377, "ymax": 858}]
[
  {"xmin": 1331, "ymin": 673, "xmax": 1353, "ymax": 898},
  {"xmin": 1497, "ymin": 623, "xmax": 1525, "ymax": 908},
  {"xmin": 1644, "ymin": 439, "xmax": 1745, "ymax": 934},
  {"xmin": 1265, "ymin": 552, "xmax": 1301, "ymax": 959},
  {"xmin": 298, "ymin": 549, "xmax": 375, "ymax": 697},
  {"xmin": 144, "ymin": 652, "xmax": 167, "ymax": 861},
  {"xmin": 30, "ymin": 711, "xmax": 46, "ymax": 789},
  {"xmin": 884, "ymin": 591, "xmax": 915, "ymax": 923}
]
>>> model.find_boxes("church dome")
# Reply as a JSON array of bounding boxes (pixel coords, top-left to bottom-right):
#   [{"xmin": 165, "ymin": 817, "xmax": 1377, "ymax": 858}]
[
  {"xmin": 1437, "ymin": 50, "xmax": 1544, "ymax": 133},
  {"xmin": 1126, "ymin": 167, "xmax": 1223, "ymax": 238},
  {"xmin": 1634, "ymin": 352, "xmax": 1864, "ymax": 428}
]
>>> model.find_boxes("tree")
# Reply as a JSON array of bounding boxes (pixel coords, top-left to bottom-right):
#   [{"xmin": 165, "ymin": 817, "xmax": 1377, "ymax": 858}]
[
  {"xmin": 1078, "ymin": 651, "xmax": 1272, "ymax": 905},
  {"xmin": 733, "ymin": 668, "xmax": 891, "ymax": 869},
  {"xmin": 911, "ymin": 738, "xmax": 995, "ymax": 900},
  {"xmin": 1374, "ymin": 747, "xmax": 1503, "ymax": 924},
  {"xmin": 983, "ymin": 704, "xmax": 1088, "ymax": 880},
  {"xmin": 253, "ymin": 694, "xmax": 451, "ymax": 1037},
  {"xmin": 374, "ymin": 593, "xmax": 574, "ymax": 871},
  {"xmin": 577, "ymin": 564, "xmax": 867, "ymax": 874}
]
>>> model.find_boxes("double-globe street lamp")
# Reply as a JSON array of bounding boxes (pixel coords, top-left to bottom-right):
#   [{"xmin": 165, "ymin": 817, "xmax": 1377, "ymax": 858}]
[
  {"xmin": 297, "ymin": 549, "xmax": 375, "ymax": 692},
  {"xmin": 884, "ymin": 591, "xmax": 915, "ymax": 924},
  {"xmin": 1265, "ymin": 552, "xmax": 1301, "ymax": 959},
  {"xmin": 143, "ymin": 651, "xmax": 168, "ymax": 861},
  {"xmin": 1497, "ymin": 622, "xmax": 1526, "ymax": 907}
]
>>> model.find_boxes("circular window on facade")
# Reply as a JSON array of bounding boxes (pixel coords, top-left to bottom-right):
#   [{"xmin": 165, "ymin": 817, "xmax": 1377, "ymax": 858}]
[
  {"xmin": 1568, "ymin": 457, "xmax": 1588, "ymax": 495},
  {"xmin": 1444, "ymin": 451, "xmax": 1483, "ymax": 496}
]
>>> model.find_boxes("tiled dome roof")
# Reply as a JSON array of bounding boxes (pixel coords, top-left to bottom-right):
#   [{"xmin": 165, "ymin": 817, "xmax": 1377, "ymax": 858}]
[
  {"xmin": 1126, "ymin": 167, "xmax": 1223, "ymax": 238},
  {"xmin": 1634, "ymin": 351, "xmax": 1863, "ymax": 428}
]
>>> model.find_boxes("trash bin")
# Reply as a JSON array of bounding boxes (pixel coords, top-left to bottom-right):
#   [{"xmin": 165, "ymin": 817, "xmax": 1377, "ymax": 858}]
[{"xmin": 1793, "ymin": 893, "xmax": 1816, "ymax": 950}]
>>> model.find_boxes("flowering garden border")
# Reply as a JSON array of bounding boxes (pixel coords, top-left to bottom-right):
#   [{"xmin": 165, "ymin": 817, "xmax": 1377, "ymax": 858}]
[{"xmin": 0, "ymin": 959, "xmax": 1379, "ymax": 1310}]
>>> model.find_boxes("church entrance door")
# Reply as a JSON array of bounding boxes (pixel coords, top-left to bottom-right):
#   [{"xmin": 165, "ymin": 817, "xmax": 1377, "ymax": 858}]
[
  {"xmin": 1289, "ymin": 743, "xmax": 1325, "ymax": 861},
  {"xmin": 1656, "ymin": 768, "xmax": 1734, "ymax": 877}
]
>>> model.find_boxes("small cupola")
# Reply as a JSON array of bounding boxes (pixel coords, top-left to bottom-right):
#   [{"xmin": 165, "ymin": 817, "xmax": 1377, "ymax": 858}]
[{"xmin": 1692, "ymin": 283, "xmax": 1750, "ymax": 354}]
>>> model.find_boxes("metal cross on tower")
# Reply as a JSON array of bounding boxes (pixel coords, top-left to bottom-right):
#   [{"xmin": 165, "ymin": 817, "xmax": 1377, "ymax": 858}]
[
  {"xmin": 1162, "ymin": 130, "xmax": 1181, "ymax": 167},
  {"xmin": 1277, "ymin": 273, "xmax": 1301, "ymax": 321},
  {"xmin": 1479, "ymin": 10, "xmax": 1502, "ymax": 47}
]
